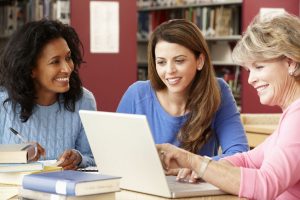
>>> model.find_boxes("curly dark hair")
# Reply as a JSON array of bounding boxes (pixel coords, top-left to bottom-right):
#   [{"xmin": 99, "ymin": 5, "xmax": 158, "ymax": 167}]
[{"xmin": 0, "ymin": 19, "xmax": 84, "ymax": 122}]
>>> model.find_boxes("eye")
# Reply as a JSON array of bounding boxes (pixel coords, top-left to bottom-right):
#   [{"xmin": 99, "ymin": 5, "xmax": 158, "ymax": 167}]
[
  {"xmin": 156, "ymin": 60, "xmax": 166, "ymax": 66},
  {"xmin": 49, "ymin": 59, "xmax": 59, "ymax": 65},
  {"xmin": 256, "ymin": 65, "xmax": 264, "ymax": 70},
  {"xmin": 175, "ymin": 59, "xmax": 184, "ymax": 64},
  {"xmin": 66, "ymin": 55, "xmax": 72, "ymax": 62}
]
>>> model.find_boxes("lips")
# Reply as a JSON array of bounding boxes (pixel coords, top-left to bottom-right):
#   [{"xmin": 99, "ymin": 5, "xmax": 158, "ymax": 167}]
[
  {"xmin": 166, "ymin": 77, "xmax": 181, "ymax": 85},
  {"xmin": 255, "ymin": 84, "xmax": 269, "ymax": 93},
  {"xmin": 55, "ymin": 77, "xmax": 69, "ymax": 82}
]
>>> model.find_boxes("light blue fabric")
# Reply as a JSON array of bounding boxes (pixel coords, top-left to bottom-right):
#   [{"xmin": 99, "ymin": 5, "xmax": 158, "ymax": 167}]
[
  {"xmin": 117, "ymin": 78, "xmax": 249, "ymax": 160},
  {"xmin": 0, "ymin": 87, "xmax": 96, "ymax": 167}
]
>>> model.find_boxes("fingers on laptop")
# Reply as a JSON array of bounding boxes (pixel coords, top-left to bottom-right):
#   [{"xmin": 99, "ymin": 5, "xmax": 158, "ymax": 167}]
[{"xmin": 177, "ymin": 168, "xmax": 201, "ymax": 183}]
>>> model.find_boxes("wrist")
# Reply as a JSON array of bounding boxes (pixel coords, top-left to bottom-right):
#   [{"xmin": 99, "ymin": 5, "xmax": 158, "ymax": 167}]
[
  {"xmin": 197, "ymin": 156, "xmax": 212, "ymax": 178},
  {"xmin": 72, "ymin": 149, "xmax": 83, "ymax": 166}
]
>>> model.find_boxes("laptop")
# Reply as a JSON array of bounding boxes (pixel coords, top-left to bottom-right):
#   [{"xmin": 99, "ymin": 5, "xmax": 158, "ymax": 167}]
[{"xmin": 79, "ymin": 110, "xmax": 226, "ymax": 198}]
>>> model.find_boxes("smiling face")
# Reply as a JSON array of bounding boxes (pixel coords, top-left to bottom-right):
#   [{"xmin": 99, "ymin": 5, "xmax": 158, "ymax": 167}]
[
  {"xmin": 31, "ymin": 37, "xmax": 74, "ymax": 105},
  {"xmin": 155, "ymin": 40, "xmax": 202, "ymax": 96},
  {"xmin": 245, "ymin": 58, "xmax": 297, "ymax": 109}
]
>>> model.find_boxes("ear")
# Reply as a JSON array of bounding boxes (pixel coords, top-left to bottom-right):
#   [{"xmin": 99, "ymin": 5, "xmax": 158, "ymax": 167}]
[
  {"xmin": 287, "ymin": 58, "xmax": 298, "ymax": 76},
  {"xmin": 196, "ymin": 53, "xmax": 205, "ymax": 71}
]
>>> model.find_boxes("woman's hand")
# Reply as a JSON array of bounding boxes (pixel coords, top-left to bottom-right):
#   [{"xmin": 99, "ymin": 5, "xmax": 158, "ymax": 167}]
[
  {"xmin": 177, "ymin": 168, "xmax": 202, "ymax": 183},
  {"xmin": 157, "ymin": 144, "xmax": 202, "ymax": 183},
  {"xmin": 29, "ymin": 142, "xmax": 46, "ymax": 161},
  {"xmin": 57, "ymin": 149, "xmax": 82, "ymax": 170},
  {"xmin": 156, "ymin": 143, "xmax": 199, "ymax": 173}
]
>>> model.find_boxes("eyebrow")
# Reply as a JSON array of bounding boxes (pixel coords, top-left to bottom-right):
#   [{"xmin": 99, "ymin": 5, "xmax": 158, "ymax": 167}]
[{"xmin": 156, "ymin": 55, "xmax": 187, "ymax": 59}]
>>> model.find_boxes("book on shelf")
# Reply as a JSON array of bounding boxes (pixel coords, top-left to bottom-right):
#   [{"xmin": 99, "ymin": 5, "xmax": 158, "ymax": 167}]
[
  {"xmin": 0, "ymin": 165, "xmax": 62, "ymax": 185},
  {"xmin": 20, "ymin": 188, "xmax": 116, "ymax": 200},
  {"xmin": 22, "ymin": 170, "xmax": 121, "ymax": 196},
  {"xmin": 0, "ymin": 143, "xmax": 36, "ymax": 163},
  {"xmin": 0, "ymin": 162, "xmax": 43, "ymax": 173}
]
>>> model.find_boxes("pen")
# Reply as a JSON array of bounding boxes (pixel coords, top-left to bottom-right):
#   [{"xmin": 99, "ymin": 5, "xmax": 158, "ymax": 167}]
[{"xmin": 9, "ymin": 127, "xmax": 28, "ymax": 143}]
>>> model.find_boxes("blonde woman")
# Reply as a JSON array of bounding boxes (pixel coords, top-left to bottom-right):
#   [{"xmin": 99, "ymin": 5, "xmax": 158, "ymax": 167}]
[
  {"xmin": 117, "ymin": 19, "xmax": 248, "ymax": 162},
  {"xmin": 157, "ymin": 12, "xmax": 300, "ymax": 199}
]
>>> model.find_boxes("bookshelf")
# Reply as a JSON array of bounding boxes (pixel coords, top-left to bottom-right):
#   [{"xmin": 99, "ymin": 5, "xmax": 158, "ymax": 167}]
[
  {"xmin": 0, "ymin": 0, "xmax": 70, "ymax": 48},
  {"xmin": 137, "ymin": 0, "xmax": 242, "ymax": 110},
  {"xmin": 0, "ymin": 0, "xmax": 137, "ymax": 112}
]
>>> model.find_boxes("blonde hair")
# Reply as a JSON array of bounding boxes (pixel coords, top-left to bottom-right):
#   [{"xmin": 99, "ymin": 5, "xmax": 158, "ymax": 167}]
[
  {"xmin": 148, "ymin": 19, "xmax": 221, "ymax": 153},
  {"xmin": 232, "ymin": 12, "xmax": 300, "ymax": 75}
]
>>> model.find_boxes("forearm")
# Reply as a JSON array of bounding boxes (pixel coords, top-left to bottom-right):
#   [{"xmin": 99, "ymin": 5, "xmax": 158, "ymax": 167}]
[{"xmin": 192, "ymin": 155, "xmax": 241, "ymax": 195}]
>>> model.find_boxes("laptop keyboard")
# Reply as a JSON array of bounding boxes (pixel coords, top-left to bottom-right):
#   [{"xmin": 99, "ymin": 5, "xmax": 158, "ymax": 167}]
[{"xmin": 166, "ymin": 176, "xmax": 206, "ymax": 192}]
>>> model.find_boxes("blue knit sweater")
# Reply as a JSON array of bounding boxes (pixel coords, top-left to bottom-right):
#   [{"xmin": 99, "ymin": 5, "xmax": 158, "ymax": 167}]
[{"xmin": 0, "ymin": 87, "xmax": 96, "ymax": 167}]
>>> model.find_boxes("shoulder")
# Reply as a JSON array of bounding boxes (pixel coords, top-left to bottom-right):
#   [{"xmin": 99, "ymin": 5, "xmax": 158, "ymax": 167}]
[
  {"xmin": 124, "ymin": 80, "xmax": 153, "ymax": 97},
  {"xmin": 77, "ymin": 87, "xmax": 97, "ymax": 110},
  {"xmin": 128, "ymin": 80, "xmax": 151, "ymax": 91},
  {"xmin": 280, "ymin": 98, "xmax": 300, "ymax": 128},
  {"xmin": 216, "ymin": 78, "xmax": 228, "ymax": 90},
  {"xmin": 82, "ymin": 87, "xmax": 96, "ymax": 101},
  {"xmin": 215, "ymin": 78, "xmax": 232, "ymax": 97}
]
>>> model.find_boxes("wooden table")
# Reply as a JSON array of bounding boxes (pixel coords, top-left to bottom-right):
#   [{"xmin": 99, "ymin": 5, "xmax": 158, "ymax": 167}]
[
  {"xmin": 1, "ymin": 185, "xmax": 245, "ymax": 200},
  {"xmin": 116, "ymin": 190, "xmax": 245, "ymax": 200}
]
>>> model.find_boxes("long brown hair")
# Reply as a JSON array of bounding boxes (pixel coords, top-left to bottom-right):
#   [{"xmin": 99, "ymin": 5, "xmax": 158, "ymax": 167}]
[{"xmin": 148, "ymin": 19, "xmax": 221, "ymax": 153}]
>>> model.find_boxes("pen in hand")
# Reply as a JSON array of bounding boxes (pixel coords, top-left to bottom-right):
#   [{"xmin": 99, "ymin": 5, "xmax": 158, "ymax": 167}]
[
  {"xmin": 9, "ymin": 127, "xmax": 27, "ymax": 143},
  {"xmin": 9, "ymin": 127, "xmax": 46, "ymax": 160}
]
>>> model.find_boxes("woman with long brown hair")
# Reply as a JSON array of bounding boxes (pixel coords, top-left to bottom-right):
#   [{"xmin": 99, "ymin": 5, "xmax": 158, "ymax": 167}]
[{"xmin": 117, "ymin": 19, "xmax": 248, "ymax": 167}]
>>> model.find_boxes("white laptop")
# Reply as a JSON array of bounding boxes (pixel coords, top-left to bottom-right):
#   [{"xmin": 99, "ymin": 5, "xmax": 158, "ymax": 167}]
[{"xmin": 79, "ymin": 110, "xmax": 226, "ymax": 198}]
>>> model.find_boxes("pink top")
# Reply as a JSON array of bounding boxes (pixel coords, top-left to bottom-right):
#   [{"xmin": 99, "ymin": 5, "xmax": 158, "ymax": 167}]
[{"xmin": 224, "ymin": 98, "xmax": 300, "ymax": 200}]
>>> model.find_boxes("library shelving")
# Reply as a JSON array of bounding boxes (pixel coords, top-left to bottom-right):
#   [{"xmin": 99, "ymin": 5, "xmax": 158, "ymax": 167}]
[
  {"xmin": 0, "ymin": 0, "xmax": 70, "ymax": 45},
  {"xmin": 0, "ymin": 0, "xmax": 137, "ymax": 112},
  {"xmin": 137, "ymin": 0, "xmax": 243, "ymax": 110}
]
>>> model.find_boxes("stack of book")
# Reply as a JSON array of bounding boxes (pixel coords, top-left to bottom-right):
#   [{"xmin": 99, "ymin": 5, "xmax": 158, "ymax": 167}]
[
  {"xmin": 0, "ymin": 143, "xmax": 62, "ymax": 185},
  {"xmin": 20, "ymin": 170, "xmax": 121, "ymax": 200}
]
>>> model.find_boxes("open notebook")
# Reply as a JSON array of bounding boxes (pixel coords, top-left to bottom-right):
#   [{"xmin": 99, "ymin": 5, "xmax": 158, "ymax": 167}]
[{"xmin": 79, "ymin": 110, "xmax": 226, "ymax": 198}]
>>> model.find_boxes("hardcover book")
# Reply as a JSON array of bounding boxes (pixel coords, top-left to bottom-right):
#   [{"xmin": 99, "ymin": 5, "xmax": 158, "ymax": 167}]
[
  {"xmin": 0, "ymin": 165, "xmax": 62, "ymax": 185},
  {"xmin": 20, "ymin": 188, "xmax": 116, "ymax": 200},
  {"xmin": 22, "ymin": 170, "xmax": 121, "ymax": 196},
  {"xmin": 0, "ymin": 162, "xmax": 43, "ymax": 173},
  {"xmin": 0, "ymin": 143, "xmax": 36, "ymax": 163}
]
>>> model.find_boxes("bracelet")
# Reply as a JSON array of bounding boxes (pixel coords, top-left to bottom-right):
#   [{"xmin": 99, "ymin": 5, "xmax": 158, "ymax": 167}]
[{"xmin": 198, "ymin": 156, "xmax": 212, "ymax": 178}]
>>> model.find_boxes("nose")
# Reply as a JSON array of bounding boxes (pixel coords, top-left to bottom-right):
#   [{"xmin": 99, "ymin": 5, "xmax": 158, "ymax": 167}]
[
  {"xmin": 166, "ymin": 62, "xmax": 176, "ymax": 73},
  {"xmin": 61, "ymin": 61, "xmax": 72, "ymax": 73},
  {"xmin": 247, "ymin": 70, "xmax": 257, "ymax": 85}
]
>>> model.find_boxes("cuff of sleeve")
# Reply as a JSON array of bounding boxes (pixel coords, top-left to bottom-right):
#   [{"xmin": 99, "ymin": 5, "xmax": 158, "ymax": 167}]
[{"xmin": 72, "ymin": 149, "xmax": 85, "ymax": 168}]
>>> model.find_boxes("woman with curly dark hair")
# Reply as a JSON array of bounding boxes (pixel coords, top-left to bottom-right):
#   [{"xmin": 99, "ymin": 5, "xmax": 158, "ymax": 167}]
[{"xmin": 0, "ymin": 19, "xmax": 96, "ymax": 170}]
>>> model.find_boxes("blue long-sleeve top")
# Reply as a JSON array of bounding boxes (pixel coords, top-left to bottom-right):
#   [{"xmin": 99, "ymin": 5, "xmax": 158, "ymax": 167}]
[
  {"xmin": 117, "ymin": 78, "xmax": 249, "ymax": 160},
  {"xmin": 0, "ymin": 87, "xmax": 96, "ymax": 167}
]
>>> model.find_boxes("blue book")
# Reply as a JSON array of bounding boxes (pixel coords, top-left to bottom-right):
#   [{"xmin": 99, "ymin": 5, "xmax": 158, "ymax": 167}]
[{"xmin": 22, "ymin": 170, "xmax": 121, "ymax": 196}]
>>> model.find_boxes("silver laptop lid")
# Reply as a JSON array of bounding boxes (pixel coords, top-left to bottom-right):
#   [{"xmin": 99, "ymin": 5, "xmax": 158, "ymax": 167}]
[{"xmin": 79, "ymin": 110, "xmax": 172, "ymax": 198}]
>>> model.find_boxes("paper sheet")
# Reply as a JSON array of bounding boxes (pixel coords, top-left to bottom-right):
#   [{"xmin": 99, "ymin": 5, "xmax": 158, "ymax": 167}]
[{"xmin": 90, "ymin": 1, "xmax": 119, "ymax": 53}]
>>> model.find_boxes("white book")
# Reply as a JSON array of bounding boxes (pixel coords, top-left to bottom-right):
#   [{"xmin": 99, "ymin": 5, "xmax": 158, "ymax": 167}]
[{"xmin": 20, "ymin": 188, "xmax": 116, "ymax": 200}]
